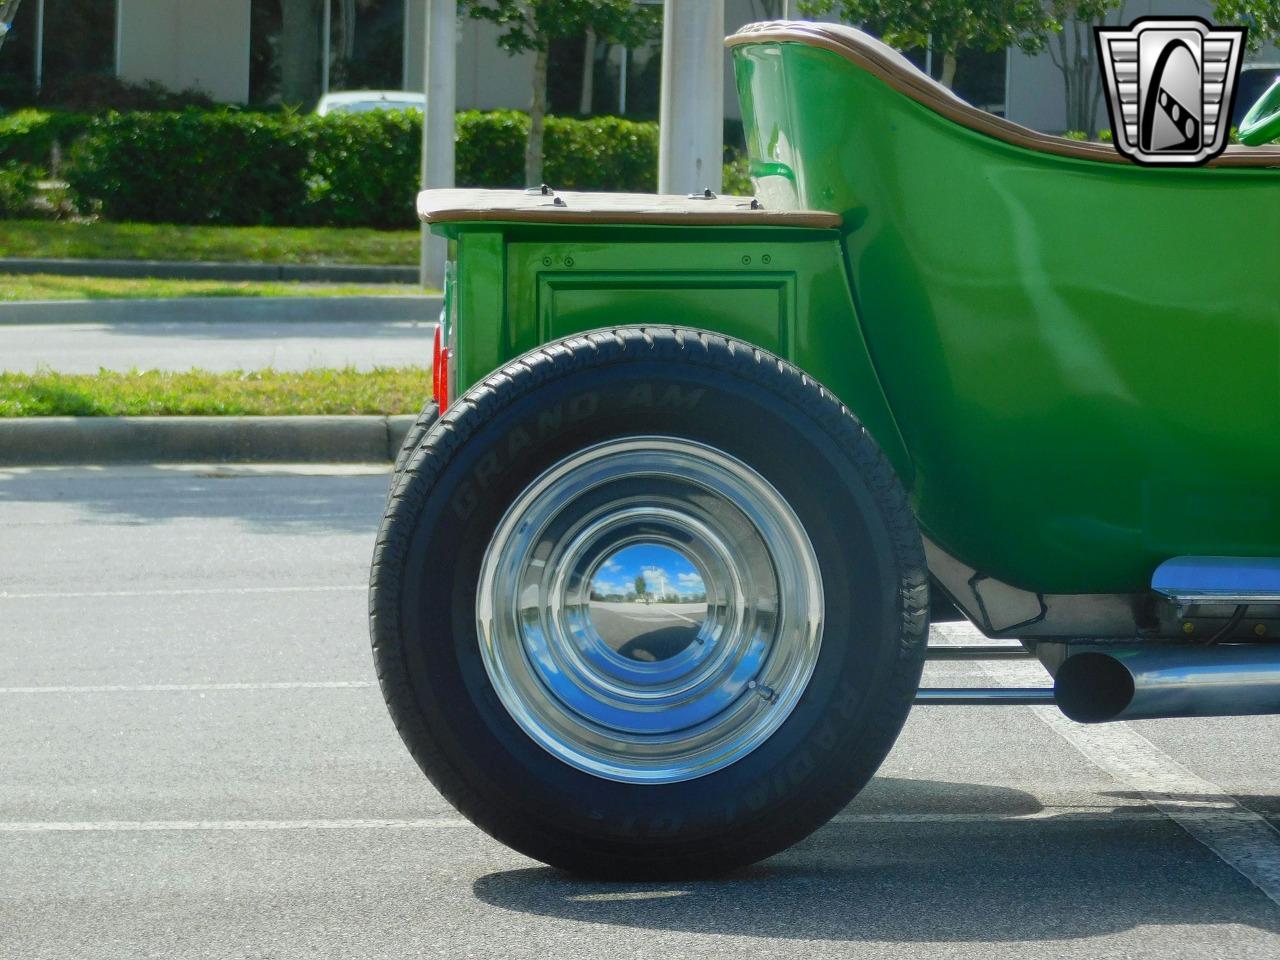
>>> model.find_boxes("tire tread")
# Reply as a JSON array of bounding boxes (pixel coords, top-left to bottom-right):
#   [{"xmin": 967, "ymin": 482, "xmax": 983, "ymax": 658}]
[{"xmin": 370, "ymin": 326, "xmax": 928, "ymax": 876}]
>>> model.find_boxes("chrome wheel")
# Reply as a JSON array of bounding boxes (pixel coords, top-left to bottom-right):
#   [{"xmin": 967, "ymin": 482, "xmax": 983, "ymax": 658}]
[{"xmin": 476, "ymin": 436, "xmax": 824, "ymax": 784}]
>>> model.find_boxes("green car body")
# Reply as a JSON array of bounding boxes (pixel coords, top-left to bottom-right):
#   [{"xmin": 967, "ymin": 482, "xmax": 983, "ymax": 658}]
[{"xmin": 429, "ymin": 25, "xmax": 1280, "ymax": 610}]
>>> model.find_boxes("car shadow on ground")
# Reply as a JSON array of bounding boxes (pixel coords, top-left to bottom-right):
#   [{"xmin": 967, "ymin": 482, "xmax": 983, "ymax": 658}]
[{"xmin": 471, "ymin": 776, "xmax": 1280, "ymax": 943}]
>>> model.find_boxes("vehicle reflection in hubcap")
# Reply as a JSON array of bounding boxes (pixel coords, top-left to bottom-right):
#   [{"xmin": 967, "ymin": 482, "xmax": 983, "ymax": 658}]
[{"xmin": 476, "ymin": 437, "xmax": 824, "ymax": 784}]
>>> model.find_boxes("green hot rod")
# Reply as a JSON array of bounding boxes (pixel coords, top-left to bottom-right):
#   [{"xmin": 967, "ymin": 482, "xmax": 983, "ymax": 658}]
[{"xmin": 370, "ymin": 22, "xmax": 1280, "ymax": 877}]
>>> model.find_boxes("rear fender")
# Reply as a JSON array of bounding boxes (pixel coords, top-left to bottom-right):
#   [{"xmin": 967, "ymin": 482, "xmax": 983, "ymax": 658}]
[{"xmin": 437, "ymin": 220, "xmax": 915, "ymax": 488}]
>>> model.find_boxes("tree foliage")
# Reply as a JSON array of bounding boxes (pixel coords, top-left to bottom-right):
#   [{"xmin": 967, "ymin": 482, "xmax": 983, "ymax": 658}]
[
  {"xmin": 1215, "ymin": 0, "xmax": 1280, "ymax": 52},
  {"xmin": 461, "ymin": 0, "xmax": 658, "ymax": 55},
  {"xmin": 801, "ymin": 0, "xmax": 1056, "ymax": 87},
  {"xmin": 460, "ymin": 0, "xmax": 660, "ymax": 184}
]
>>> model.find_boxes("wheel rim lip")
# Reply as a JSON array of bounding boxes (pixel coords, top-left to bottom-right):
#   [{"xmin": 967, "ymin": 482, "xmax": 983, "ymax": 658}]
[{"xmin": 476, "ymin": 436, "xmax": 824, "ymax": 784}]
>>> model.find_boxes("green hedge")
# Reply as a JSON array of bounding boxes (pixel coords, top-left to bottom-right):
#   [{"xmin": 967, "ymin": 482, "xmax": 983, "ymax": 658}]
[
  {"xmin": 455, "ymin": 110, "xmax": 527, "ymax": 187},
  {"xmin": 62, "ymin": 109, "xmax": 667, "ymax": 227},
  {"xmin": 547, "ymin": 115, "xmax": 659, "ymax": 191},
  {"xmin": 0, "ymin": 109, "xmax": 92, "ymax": 174},
  {"xmin": 0, "ymin": 163, "xmax": 38, "ymax": 218},
  {"xmin": 304, "ymin": 110, "xmax": 422, "ymax": 228},
  {"xmin": 1, "ymin": 108, "xmax": 734, "ymax": 227},
  {"xmin": 455, "ymin": 111, "xmax": 658, "ymax": 191},
  {"xmin": 66, "ymin": 111, "xmax": 313, "ymax": 226}
]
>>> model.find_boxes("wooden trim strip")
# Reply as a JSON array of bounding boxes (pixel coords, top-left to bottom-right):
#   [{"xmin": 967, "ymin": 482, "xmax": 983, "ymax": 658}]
[{"xmin": 418, "ymin": 188, "xmax": 843, "ymax": 228}]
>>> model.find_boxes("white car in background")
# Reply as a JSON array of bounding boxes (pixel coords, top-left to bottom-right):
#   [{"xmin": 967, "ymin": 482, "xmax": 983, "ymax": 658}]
[{"xmin": 314, "ymin": 90, "xmax": 425, "ymax": 116}]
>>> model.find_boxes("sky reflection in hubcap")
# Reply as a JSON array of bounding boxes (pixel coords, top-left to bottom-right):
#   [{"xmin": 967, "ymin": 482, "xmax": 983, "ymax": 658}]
[{"xmin": 587, "ymin": 542, "xmax": 709, "ymax": 664}]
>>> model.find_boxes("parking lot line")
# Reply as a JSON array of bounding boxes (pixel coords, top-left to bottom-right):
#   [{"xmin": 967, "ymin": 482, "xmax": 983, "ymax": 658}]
[
  {"xmin": 5, "ymin": 511, "xmax": 375, "ymax": 528},
  {"xmin": 0, "ymin": 818, "xmax": 466, "ymax": 833},
  {"xmin": 0, "ymin": 584, "xmax": 365, "ymax": 600},
  {"xmin": 0, "ymin": 680, "xmax": 378, "ymax": 694},
  {"xmin": 1040, "ymin": 710, "xmax": 1280, "ymax": 904},
  {"xmin": 946, "ymin": 631, "xmax": 1280, "ymax": 909}
]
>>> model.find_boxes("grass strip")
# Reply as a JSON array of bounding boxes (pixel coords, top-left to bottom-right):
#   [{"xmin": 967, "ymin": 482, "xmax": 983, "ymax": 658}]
[
  {"xmin": 0, "ymin": 220, "xmax": 419, "ymax": 266},
  {"xmin": 0, "ymin": 273, "xmax": 422, "ymax": 301},
  {"xmin": 0, "ymin": 367, "xmax": 430, "ymax": 417}
]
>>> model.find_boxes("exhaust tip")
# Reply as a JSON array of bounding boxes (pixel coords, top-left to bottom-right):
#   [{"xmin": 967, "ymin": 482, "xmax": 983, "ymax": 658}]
[{"xmin": 1054, "ymin": 652, "xmax": 1135, "ymax": 723}]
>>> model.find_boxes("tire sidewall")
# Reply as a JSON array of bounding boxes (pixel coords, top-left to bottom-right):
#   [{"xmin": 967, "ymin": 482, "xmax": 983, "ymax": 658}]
[{"xmin": 385, "ymin": 354, "xmax": 921, "ymax": 866}]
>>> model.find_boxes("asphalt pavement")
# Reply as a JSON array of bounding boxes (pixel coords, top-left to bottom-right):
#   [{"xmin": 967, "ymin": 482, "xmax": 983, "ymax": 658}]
[
  {"xmin": 0, "ymin": 319, "xmax": 436, "ymax": 373},
  {"xmin": 589, "ymin": 600, "xmax": 707, "ymax": 659},
  {"xmin": 3, "ymin": 465, "xmax": 1280, "ymax": 959}
]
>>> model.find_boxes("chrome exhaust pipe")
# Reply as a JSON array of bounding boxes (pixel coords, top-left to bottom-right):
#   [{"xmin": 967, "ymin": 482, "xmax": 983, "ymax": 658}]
[{"xmin": 1054, "ymin": 644, "xmax": 1280, "ymax": 723}]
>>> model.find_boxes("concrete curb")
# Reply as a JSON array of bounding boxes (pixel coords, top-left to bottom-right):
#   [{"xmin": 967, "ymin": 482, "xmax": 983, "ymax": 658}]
[
  {"xmin": 0, "ymin": 415, "xmax": 419, "ymax": 466},
  {"xmin": 0, "ymin": 257, "xmax": 419, "ymax": 284},
  {"xmin": 0, "ymin": 295, "xmax": 442, "ymax": 326}
]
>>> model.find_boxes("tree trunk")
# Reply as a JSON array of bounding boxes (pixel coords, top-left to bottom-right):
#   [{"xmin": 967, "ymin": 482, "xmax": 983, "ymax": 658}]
[
  {"xmin": 1077, "ymin": 19, "xmax": 1102, "ymax": 138},
  {"xmin": 579, "ymin": 28, "xmax": 596, "ymax": 115},
  {"xmin": 526, "ymin": 45, "xmax": 548, "ymax": 187},
  {"xmin": 340, "ymin": 0, "xmax": 355, "ymax": 60},
  {"xmin": 1067, "ymin": 47, "xmax": 1103, "ymax": 136},
  {"xmin": 280, "ymin": 0, "xmax": 322, "ymax": 107},
  {"xmin": 940, "ymin": 52, "xmax": 957, "ymax": 90},
  {"xmin": 1055, "ymin": 15, "xmax": 1106, "ymax": 138},
  {"xmin": 1057, "ymin": 28, "xmax": 1075, "ymax": 133},
  {"xmin": 0, "ymin": 0, "xmax": 23, "ymax": 56}
]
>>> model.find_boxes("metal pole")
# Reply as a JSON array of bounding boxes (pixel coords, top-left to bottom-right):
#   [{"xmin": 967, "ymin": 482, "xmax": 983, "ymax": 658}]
[
  {"xmin": 401, "ymin": 0, "xmax": 410, "ymax": 89},
  {"xmin": 619, "ymin": 45, "xmax": 627, "ymax": 115},
  {"xmin": 321, "ymin": 0, "xmax": 331, "ymax": 96},
  {"xmin": 419, "ymin": 0, "xmax": 456, "ymax": 290},
  {"xmin": 114, "ymin": 0, "xmax": 123, "ymax": 77},
  {"xmin": 658, "ymin": 0, "xmax": 724, "ymax": 195},
  {"xmin": 33, "ymin": 0, "xmax": 43, "ymax": 92}
]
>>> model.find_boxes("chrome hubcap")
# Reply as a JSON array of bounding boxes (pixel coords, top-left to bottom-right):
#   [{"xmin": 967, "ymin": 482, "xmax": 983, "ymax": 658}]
[{"xmin": 476, "ymin": 437, "xmax": 823, "ymax": 784}]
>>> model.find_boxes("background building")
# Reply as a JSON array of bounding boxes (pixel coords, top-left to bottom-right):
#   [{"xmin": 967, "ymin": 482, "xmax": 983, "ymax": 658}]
[{"xmin": 0, "ymin": 1, "xmax": 1276, "ymax": 133}]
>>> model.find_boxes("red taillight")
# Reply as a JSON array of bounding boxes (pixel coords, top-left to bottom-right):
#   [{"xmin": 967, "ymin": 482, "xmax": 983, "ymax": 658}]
[{"xmin": 432, "ymin": 323, "xmax": 451, "ymax": 412}]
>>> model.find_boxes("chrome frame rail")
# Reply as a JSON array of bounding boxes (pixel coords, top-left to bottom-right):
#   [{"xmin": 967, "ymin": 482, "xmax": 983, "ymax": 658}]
[
  {"xmin": 916, "ymin": 643, "xmax": 1054, "ymax": 705},
  {"xmin": 924, "ymin": 644, "xmax": 1032, "ymax": 660},
  {"xmin": 914, "ymin": 687, "xmax": 1056, "ymax": 705}
]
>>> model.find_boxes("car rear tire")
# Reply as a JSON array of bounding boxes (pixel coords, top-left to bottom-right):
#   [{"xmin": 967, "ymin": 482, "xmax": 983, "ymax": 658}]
[
  {"xmin": 370, "ymin": 327, "xmax": 928, "ymax": 877},
  {"xmin": 387, "ymin": 400, "xmax": 438, "ymax": 503}
]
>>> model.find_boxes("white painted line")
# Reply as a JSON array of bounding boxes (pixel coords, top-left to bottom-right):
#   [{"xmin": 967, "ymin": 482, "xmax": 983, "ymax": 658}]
[
  {"xmin": 0, "ymin": 680, "xmax": 377, "ymax": 695},
  {"xmin": 937, "ymin": 622, "xmax": 1280, "ymax": 910},
  {"xmin": 1037, "ymin": 711, "xmax": 1280, "ymax": 909},
  {"xmin": 0, "ymin": 584, "xmax": 364, "ymax": 600},
  {"xmin": 4, "ymin": 511, "xmax": 374, "ymax": 528},
  {"xmin": 830, "ymin": 809, "xmax": 1168, "ymax": 824},
  {"xmin": 0, "ymin": 818, "xmax": 465, "ymax": 833},
  {"xmin": 568, "ymin": 890, "xmax": 689, "ymax": 903},
  {"xmin": 621, "ymin": 610, "xmax": 700, "ymax": 625},
  {"xmin": 0, "ymin": 809, "xmax": 1191, "ymax": 835},
  {"xmin": 0, "ymin": 463, "xmax": 392, "ymax": 478}
]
